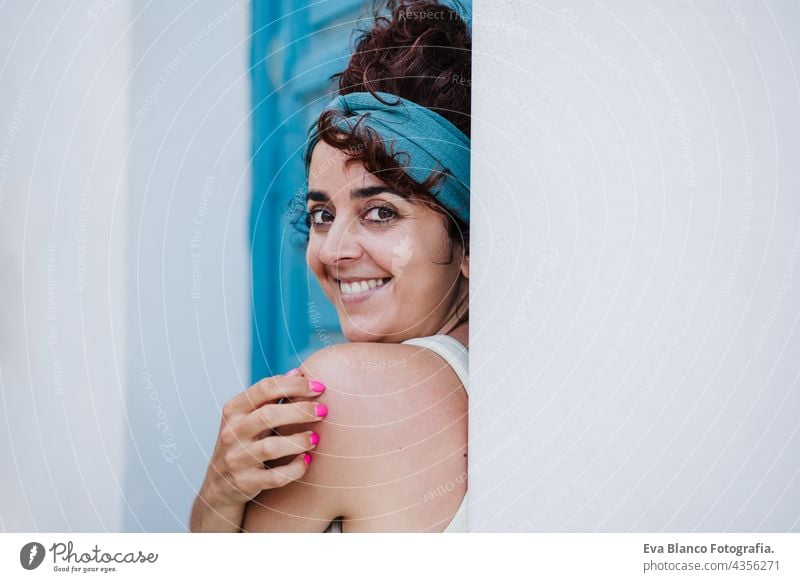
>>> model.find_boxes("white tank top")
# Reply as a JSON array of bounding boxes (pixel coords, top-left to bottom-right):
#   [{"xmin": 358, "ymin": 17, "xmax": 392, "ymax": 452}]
[{"xmin": 324, "ymin": 334, "xmax": 469, "ymax": 533}]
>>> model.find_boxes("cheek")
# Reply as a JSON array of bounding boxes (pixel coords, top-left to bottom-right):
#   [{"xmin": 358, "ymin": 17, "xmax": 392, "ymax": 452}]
[
  {"xmin": 378, "ymin": 226, "xmax": 438, "ymax": 277},
  {"xmin": 397, "ymin": 242, "xmax": 461, "ymax": 294},
  {"xmin": 344, "ymin": 232, "xmax": 404, "ymax": 271}
]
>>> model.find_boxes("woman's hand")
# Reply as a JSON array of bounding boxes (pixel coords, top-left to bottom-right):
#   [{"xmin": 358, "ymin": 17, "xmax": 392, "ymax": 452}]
[{"xmin": 189, "ymin": 369, "xmax": 327, "ymax": 532}]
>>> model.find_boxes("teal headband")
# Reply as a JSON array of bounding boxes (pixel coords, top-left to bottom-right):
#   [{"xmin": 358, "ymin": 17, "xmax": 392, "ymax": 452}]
[{"xmin": 304, "ymin": 91, "xmax": 470, "ymax": 224}]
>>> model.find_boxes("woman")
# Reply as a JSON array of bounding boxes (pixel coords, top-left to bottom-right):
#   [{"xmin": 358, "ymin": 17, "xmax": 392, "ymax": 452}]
[{"xmin": 190, "ymin": 0, "xmax": 471, "ymax": 533}]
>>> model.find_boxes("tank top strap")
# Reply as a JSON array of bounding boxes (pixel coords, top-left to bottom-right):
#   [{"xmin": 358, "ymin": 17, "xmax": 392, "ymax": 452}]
[{"xmin": 401, "ymin": 334, "xmax": 469, "ymax": 394}]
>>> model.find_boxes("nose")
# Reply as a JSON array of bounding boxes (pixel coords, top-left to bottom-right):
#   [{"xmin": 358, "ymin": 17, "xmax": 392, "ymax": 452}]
[{"xmin": 317, "ymin": 213, "xmax": 363, "ymax": 266}]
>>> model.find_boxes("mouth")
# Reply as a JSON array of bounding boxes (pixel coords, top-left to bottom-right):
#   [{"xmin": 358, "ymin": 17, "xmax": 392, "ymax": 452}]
[{"xmin": 334, "ymin": 277, "xmax": 392, "ymax": 304}]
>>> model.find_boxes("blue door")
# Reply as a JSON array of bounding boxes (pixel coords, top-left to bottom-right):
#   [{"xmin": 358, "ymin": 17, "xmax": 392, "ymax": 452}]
[
  {"xmin": 249, "ymin": 0, "xmax": 471, "ymax": 382},
  {"xmin": 250, "ymin": 0, "xmax": 366, "ymax": 381}
]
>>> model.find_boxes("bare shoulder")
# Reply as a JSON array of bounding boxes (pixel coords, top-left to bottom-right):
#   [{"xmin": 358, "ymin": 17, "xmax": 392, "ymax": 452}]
[
  {"xmin": 242, "ymin": 341, "xmax": 467, "ymax": 533},
  {"xmin": 303, "ymin": 340, "xmax": 466, "ymax": 410}
]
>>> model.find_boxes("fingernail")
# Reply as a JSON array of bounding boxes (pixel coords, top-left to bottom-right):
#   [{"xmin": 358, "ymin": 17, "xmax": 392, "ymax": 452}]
[
  {"xmin": 309, "ymin": 432, "xmax": 320, "ymax": 447},
  {"xmin": 285, "ymin": 368, "xmax": 301, "ymax": 377},
  {"xmin": 314, "ymin": 403, "xmax": 328, "ymax": 418},
  {"xmin": 309, "ymin": 380, "xmax": 325, "ymax": 393},
  {"xmin": 304, "ymin": 453, "xmax": 313, "ymax": 465}
]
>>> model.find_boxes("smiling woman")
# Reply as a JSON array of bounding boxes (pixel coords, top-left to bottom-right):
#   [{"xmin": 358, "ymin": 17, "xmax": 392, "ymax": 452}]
[{"xmin": 189, "ymin": 0, "xmax": 471, "ymax": 533}]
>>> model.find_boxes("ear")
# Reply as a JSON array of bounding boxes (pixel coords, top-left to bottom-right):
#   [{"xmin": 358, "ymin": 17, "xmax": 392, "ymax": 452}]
[{"xmin": 460, "ymin": 253, "xmax": 469, "ymax": 279}]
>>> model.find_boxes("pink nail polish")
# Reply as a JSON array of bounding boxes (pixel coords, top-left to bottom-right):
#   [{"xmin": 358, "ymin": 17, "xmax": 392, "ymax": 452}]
[
  {"xmin": 304, "ymin": 453, "xmax": 312, "ymax": 465},
  {"xmin": 314, "ymin": 404, "xmax": 328, "ymax": 418},
  {"xmin": 285, "ymin": 368, "xmax": 301, "ymax": 377},
  {"xmin": 309, "ymin": 432, "xmax": 320, "ymax": 446},
  {"xmin": 309, "ymin": 380, "xmax": 325, "ymax": 393}
]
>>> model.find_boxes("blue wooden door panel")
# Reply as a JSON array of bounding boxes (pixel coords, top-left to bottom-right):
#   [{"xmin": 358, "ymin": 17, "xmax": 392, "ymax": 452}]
[
  {"xmin": 251, "ymin": 0, "xmax": 471, "ymax": 381},
  {"xmin": 307, "ymin": 0, "xmax": 366, "ymax": 28},
  {"xmin": 251, "ymin": 0, "xmax": 365, "ymax": 381}
]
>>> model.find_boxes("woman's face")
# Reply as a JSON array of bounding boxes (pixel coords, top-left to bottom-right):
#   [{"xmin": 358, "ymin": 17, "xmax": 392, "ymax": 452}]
[{"xmin": 305, "ymin": 141, "xmax": 468, "ymax": 342}]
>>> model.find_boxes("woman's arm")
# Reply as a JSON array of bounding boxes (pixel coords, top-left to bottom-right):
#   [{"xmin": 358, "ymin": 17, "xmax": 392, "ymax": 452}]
[
  {"xmin": 190, "ymin": 489, "xmax": 247, "ymax": 533},
  {"xmin": 189, "ymin": 372, "xmax": 327, "ymax": 532},
  {"xmin": 242, "ymin": 342, "xmax": 468, "ymax": 533}
]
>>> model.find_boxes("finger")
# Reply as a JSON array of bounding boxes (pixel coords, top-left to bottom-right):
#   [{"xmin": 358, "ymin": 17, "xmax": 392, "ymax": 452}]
[
  {"xmin": 215, "ymin": 466, "xmax": 279, "ymax": 501},
  {"xmin": 276, "ymin": 368, "xmax": 304, "ymax": 403},
  {"xmin": 252, "ymin": 396, "xmax": 316, "ymax": 439},
  {"xmin": 235, "ymin": 399, "xmax": 328, "ymax": 439},
  {"xmin": 239, "ymin": 430, "xmax": 319, "ymax": 467},
  {"xmin": 225, "ymin": 374, "xmax": 325, "ymax": 416},
  {"xmin": 259, "ymin": 453, "xmax": 313, "ymax": 490}
]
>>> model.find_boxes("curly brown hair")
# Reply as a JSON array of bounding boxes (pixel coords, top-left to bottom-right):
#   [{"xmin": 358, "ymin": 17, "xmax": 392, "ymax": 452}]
[{"xmin": 293, "ymin": 0, "xmax": 471, "ymax": 263}]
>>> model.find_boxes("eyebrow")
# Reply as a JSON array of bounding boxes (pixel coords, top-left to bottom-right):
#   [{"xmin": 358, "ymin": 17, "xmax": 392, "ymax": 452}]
[{"xmin": 306, "ymin": 185, "xmax": 397, "ymax": 203}]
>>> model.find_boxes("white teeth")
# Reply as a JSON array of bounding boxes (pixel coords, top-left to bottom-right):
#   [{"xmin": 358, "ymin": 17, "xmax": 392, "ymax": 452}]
[{"xmin": 339, "ymin": 278, "xmax": 390, "ymax": 295}]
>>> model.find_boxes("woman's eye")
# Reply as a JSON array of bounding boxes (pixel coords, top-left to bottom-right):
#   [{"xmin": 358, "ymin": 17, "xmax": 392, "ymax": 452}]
[
  {"xmin": 307, "ymin": 208, "xmax": 334, "ymax": 229},
  {"xmin": 307, "ymin": 206, "xmax": 396, "ymax": 230},
  {"xmin": 364, "ymin": 206, "xmax": 396, "ymax": 223}
]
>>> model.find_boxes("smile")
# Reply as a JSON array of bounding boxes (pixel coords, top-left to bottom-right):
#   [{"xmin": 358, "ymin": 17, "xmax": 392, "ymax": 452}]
[{"xmin": 336, "ymin": 277, "xmax": 392, "ymax": 303}]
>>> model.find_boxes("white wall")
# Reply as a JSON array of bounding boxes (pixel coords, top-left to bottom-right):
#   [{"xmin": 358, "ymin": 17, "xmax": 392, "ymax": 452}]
[
  {"xmin": 0, "ymin": 0, "xmax": 251, "ymax": 532},
  {"xmin": 122, "ymin": 0, "xmax": 252, "ymax": 531},
  {"xmin": 471, "ymin": 0, "xmax": 800, "ymax": 531},
  {"xmin": 0, "ymin": 2, "xmax": 131, "ymax": 531}
]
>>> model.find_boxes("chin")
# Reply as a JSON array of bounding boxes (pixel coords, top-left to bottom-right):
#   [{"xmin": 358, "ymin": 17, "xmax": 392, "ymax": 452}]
[
  {"xmin": 339, "ymin": 322, "xmax": 393, "ymax": 343},
  {"xmin": 341, "ymin": 328, "xmax": 382, "ymax": 343}
]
